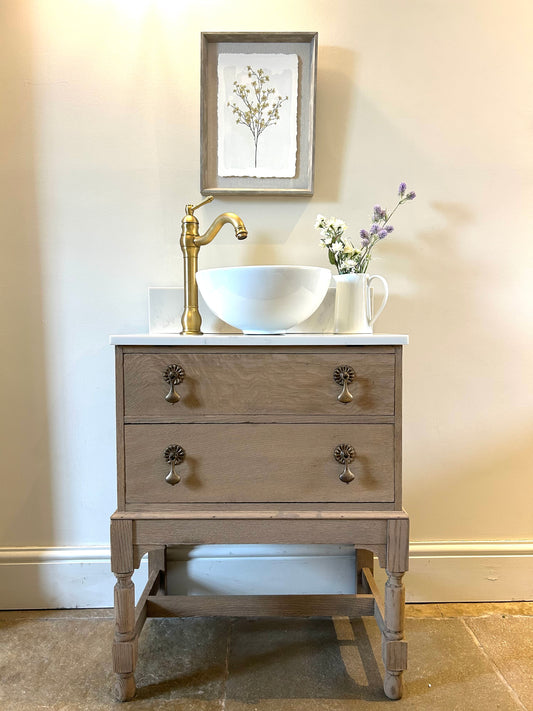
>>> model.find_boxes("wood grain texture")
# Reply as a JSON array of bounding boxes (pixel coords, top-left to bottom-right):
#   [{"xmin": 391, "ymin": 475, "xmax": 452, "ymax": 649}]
[
  {"xmin": 383, "ymin": 640, "xmax": 408, "ymax": 671},
  {"xmin": 384, "ymin": 572, "xmax": 406, "ymax": 635},
  {"xmin": 146, "ymin": 594, "xmax": 375, "ymax": 618},
  {"xmin": 386, "ymin": 518, "xmax": 410, "ymax": 572},
  {"xmin": 147, "ymin": 547, "xmax": 165, "ymax": 575},
  {"xmin": 393, "ymin": 346, "xmax": 403, "ymax": 507},
  {"xmin": 114, "ymin": 673, "xmax": 135, "ymax": 703},
  {"xmin": 124, "ymin": 423, "xmax": 394, "ymax": 504},
  {"xmin": 113, "ymin": 573, "xmax": 135, "ymax": 639},
  {"xmin": 356, "ymin": 549, "xmax": 374, "ymax": 594},
  {"xmin": 110, "ymin": 519, "xmax": 133, "ymax": 574},
  {"xmin": 113, "ymin": 509, "xmax": 408, "ymax": 520},
  {"xmin": 383, "ymin": 671, "xmax": 403, "ymax": 700},
  {"xmin": 124, "ymin": 414, "xmax": 396, "ymax": 425},
  {"xmin": 124, "ymin": 501, "xmax": 398, "ymax": 513},
  {"xmin": 113, "ymin": 571, "xmax": 137, "ymax": 700},
  {"xmin": 115, "ymin": 347, "xmax": 126, "ymax": 510},
  {"xmin": 148, "ymin": 547, "xmax": 166, "ymax": 596},
  {"xmin": 132, "ymin": 518, "xmax": 388, "ymax": 558},
  {"xmin": 362, "ymin": 567, "xmax": 385, "ymax": 630},
  {"xmin": 123, "ymin": 351, "xmax": 395, "ymax": 419},
  {"xmin": 382, "ymin": 570, "xmax": 407, "ymax": 698},
  {"xmin": 134, "ymin": 567, "xmax": 161, "ymax": 638},
  {"xmin": 112, "ymin": 639, "xmax": 137, "ymax": 674}
]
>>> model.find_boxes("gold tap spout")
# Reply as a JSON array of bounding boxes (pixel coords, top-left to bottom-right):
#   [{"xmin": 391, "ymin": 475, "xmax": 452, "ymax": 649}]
[
  {"xmin": 195, "ymin": 212, "xmax": 248, "ymax": 246},
  {"xmin": 179, "ymin": 197, "xmax": 248, "ymax": 335}
]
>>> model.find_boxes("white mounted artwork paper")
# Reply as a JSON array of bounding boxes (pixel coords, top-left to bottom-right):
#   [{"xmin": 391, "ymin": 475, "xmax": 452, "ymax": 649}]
[{"xmin": 217, "ymin": 53, "xmax": 298, "ymax": 178}]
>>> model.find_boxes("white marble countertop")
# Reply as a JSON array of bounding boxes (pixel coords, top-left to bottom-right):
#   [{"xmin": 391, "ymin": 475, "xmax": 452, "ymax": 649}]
[{"xmin": 109, "ymin": 333, "xmax": 408, "ymax": 346}]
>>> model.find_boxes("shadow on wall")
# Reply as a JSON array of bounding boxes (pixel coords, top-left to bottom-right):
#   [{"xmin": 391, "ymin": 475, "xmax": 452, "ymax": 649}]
[
  {"xmin": 382, "ymin": 200, "xmax": 475, "ymax": 536},
  {"xmin": 0, "ymin": 3, "xmax": 55, "ymax": 605},
  {"xmin": 383, "ymin": 198, "xmax": 532, "ymax": 539},
  {"xmin": 314, "ymin": 46, "xmax": 357, "ymax": 202}
]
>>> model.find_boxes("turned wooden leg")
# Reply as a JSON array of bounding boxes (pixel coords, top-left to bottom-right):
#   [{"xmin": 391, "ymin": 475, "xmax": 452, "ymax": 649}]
[
  {"xmin": 382, "ymin": 517, "xmax": 409, "ymax": 700},
  {"xmin": 111, "ymin": 519, "xmax": 137, "ymax": 702},
  {"xmin": 113, "ymin": 572, "xmax": 137, "ymax": 701},
  {"xmin": 383, "ymin": 571, "xmax": 407, "ymax": 699}
]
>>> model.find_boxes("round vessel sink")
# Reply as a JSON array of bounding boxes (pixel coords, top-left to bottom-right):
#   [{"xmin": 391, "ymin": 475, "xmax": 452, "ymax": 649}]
[{"xmin": 196, "ymin": 265, "xmax": 331, "ymax": 334}]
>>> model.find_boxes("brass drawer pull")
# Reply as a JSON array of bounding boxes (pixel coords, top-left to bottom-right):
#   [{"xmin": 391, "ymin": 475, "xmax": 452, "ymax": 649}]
[
  {"xmin": 334, "ymin": 444, "xmax": 356, "ymax": 484},
  {"xmin": 163, "ymin": 364, "xmax": 185, "ymax": 403},
  {"xmin": 164, "ymin": 444, "xmax": 186, "ymax": 485},
  {"xmin": 333, "ymin": 365, "xmax": 355, "ymax": 403}
]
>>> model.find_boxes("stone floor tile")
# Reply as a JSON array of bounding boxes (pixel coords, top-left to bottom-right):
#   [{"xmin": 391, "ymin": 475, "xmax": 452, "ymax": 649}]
[
  {"xmin": 439, "ymin": 602, "xmax": 533, "ymax": 618},
  {"xmin": 465, "ymin": 616, "xmax": 533, "ymax": 710},
  {"xmin": 0, "ymin": 617, "xmax": 229, "ymax": 710},
  {"xmin": 0, "ymin": 608, "xmax": 113, "ymax": 621},
  {"xmin": 1, "ymin": 612, "xmax": 528, "ymax": 710},
  {"xmin": 133, "ymin": 618, "xmax": 230, "ymax": 701},
  {"xmin": 405, "ymin": 603, "xmax": 443, "ymax": 618},
  {"xmin": 223, "ymin": 617, "xmax": 523, "ymax": 710},
  {"xmin": 224, "ymin": 617, "xmax": 380, "ymax": 704},
  {"xmin": 5, "ymin": 701, "xmax": 221, "ymax": 711}
]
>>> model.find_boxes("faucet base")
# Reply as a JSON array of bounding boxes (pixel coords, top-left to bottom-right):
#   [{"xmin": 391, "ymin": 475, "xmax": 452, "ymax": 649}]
[{"xmin": 181, "ymin": 305, "xmax": 202, "ymax": 336}]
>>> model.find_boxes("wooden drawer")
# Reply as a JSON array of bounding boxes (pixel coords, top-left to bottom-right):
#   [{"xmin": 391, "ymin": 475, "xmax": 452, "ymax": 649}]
[
  {"xmin": 123, "ymin": 351, "xmax": 395, "ymax": 419},
  {"xmin": 124, "ymin": 423, "xmax": 394, "ymax": 504}
]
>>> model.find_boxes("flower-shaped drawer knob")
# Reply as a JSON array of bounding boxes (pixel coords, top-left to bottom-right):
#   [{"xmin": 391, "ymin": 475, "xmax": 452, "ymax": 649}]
[
  {"xmin": 164, "ymin": 444, "xmax": 186, "ymax": 485},
  {"xmin": 333, "ymin": 365, "xmax": 355, "ymax": 403},
  {"xmin": 334, "ymin": 443, "xmax": 356, "ymax": 484},
  {"xmin": 163, "ymin": 364, "xmax": 185, "ymax": 403}
]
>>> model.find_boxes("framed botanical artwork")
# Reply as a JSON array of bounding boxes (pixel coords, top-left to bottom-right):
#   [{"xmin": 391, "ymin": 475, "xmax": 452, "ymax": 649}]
[{"xmin": 200, "ymin": 32, "xmax": 318, "ymax": 196}]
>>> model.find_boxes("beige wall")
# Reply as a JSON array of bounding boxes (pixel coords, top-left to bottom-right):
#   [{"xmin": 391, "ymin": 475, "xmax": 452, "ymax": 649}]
[{"xmin": 1, "ymin": 0, "xmax": 532, "ymax": 602}]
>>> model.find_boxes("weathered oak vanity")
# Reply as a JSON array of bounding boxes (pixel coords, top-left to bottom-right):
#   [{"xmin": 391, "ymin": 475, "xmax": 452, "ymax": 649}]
[{"xmin": 109, "ymin": 333, "xmax": 409, "ymax": 701}]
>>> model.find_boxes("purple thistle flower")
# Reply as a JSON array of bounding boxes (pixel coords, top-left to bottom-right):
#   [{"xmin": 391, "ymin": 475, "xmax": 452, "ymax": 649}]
[
  {"xmin": 317, "ymin": 182, "xmax": 415, "ymax": 276},
  {"xmin": 373, "ymin": 205, "xmax": 387, "ymax": 222}
]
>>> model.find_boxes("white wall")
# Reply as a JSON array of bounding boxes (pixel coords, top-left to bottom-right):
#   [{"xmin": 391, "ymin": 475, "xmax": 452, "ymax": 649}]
[{"xmin": 1, "ymin": 0, "xmax": 532, "ymax": 607}]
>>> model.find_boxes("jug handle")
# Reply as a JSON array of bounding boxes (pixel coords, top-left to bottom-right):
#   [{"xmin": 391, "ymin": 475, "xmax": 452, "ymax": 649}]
[{"xmin": 367, "ymin": 275, "xmax": 389, "ymax": 326}]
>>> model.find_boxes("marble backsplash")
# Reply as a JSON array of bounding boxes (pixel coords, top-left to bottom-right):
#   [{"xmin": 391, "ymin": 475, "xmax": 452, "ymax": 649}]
[{"xmin": 149, "ymin": 286, "xmax": 335, "ymax": 334}]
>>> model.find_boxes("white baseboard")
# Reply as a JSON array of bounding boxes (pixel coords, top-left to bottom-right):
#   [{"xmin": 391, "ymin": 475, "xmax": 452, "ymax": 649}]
[
  {"xmin": 1, "ymin": 542, "xmax": 532, "ymax": 609},
  {"xmin": 378, "ymin": 541, "xmax": 533, "ymax": 603}
]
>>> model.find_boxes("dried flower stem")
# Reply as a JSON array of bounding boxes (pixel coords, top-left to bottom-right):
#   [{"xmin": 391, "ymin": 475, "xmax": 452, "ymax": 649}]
[{"xmin": 314, "ymin": 184, "xmax": 416, "ymax": 275}]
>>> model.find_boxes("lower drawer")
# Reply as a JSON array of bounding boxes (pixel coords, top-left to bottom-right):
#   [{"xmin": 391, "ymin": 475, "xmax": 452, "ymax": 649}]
[{"xmin": 124, "ymin": 423, "xmax": 394, "ymax": 504}]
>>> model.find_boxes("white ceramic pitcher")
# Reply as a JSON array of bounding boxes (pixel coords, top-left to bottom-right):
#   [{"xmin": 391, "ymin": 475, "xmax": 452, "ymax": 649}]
[{"xmin": 333, "ymin": 273, "xmax": 389, "ymax": 334}]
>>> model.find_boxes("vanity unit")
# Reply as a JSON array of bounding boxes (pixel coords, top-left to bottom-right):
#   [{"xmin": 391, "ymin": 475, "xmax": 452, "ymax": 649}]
[{"xmin": 109, "ymin": 333, "xmax": 409, "ymax": 701}]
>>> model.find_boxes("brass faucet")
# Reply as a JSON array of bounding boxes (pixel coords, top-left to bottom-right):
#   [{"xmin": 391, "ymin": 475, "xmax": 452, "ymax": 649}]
[{"xmin": 180, "ymin": 196, "xmax": 248, "ymax": 335}]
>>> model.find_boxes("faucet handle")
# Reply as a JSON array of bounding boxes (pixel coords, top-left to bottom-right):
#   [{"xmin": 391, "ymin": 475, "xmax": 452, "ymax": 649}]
[{"xmin": 186, "ymin": 195, "xmax": 214, "ymax": 215}]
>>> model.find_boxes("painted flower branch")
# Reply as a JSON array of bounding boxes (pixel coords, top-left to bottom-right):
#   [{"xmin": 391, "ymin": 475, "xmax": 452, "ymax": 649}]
[
  {"xmin": 227, "ymin": 66, "xmax": 288, "ymax": 168},
  {"xmin": 314, "ymin": 183, "xmax": 416, "ymax": 274}
]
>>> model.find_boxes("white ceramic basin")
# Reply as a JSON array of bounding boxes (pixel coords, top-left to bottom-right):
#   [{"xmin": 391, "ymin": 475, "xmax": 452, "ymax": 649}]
[{"xmin": 196, "ymin": 265, "xmax": 331, "ymax": 334}]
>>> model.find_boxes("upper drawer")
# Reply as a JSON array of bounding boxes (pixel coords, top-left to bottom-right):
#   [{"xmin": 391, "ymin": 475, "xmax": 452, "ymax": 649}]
[{"xmin": 122, "ymin": 351, "xmax": 395, "ymax": 418}]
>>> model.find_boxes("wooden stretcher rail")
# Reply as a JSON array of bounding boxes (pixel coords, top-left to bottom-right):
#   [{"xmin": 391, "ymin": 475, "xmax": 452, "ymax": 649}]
[{"xmin": 146, "ymin": 593, "xmax": 376, "ymax": 618}]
